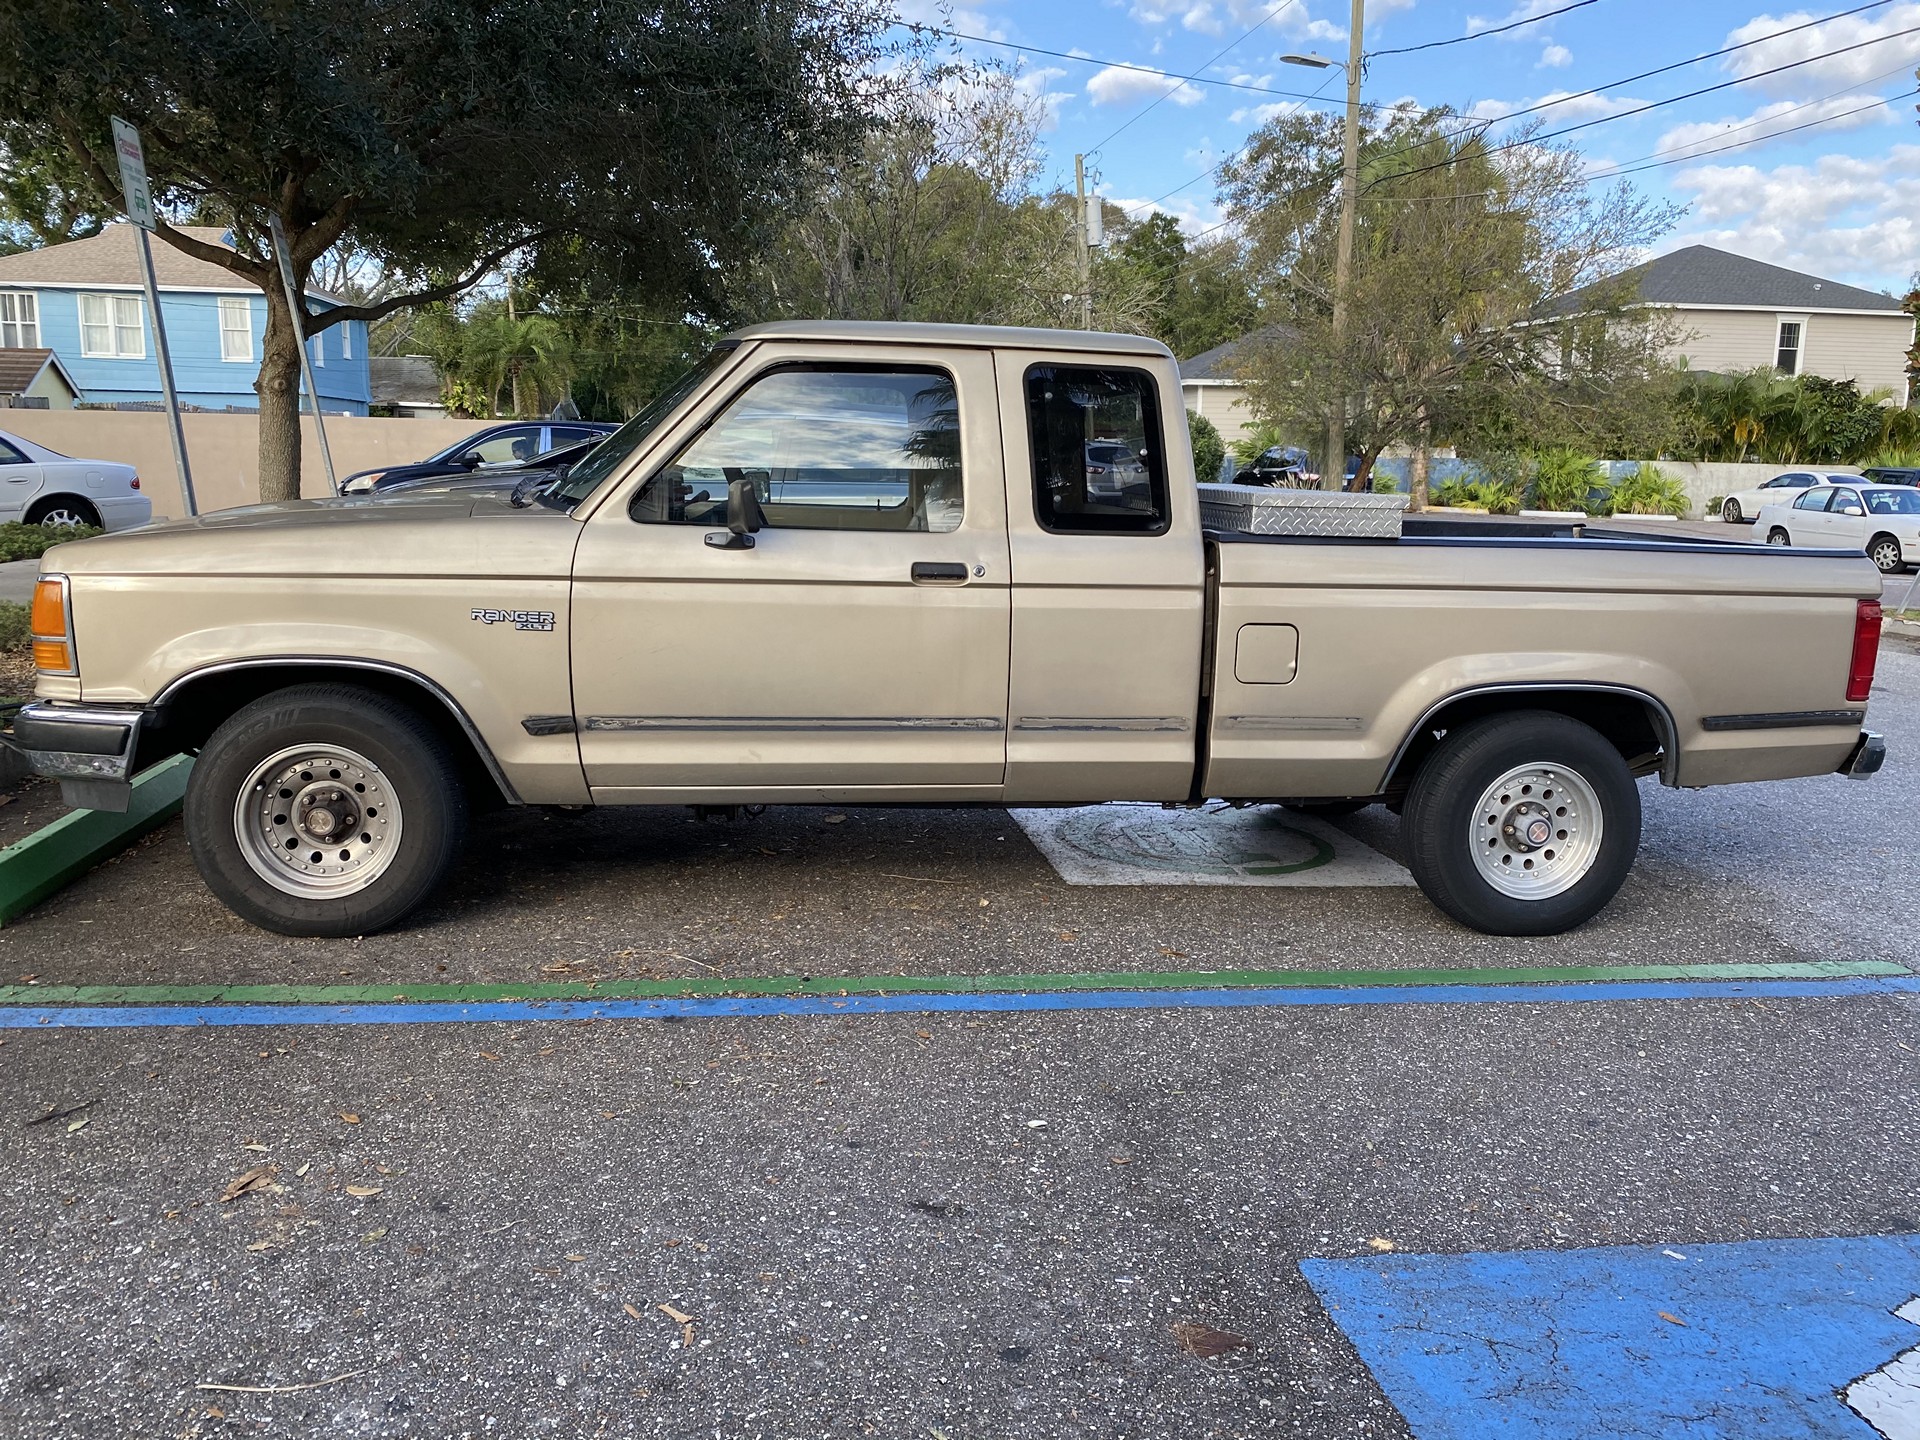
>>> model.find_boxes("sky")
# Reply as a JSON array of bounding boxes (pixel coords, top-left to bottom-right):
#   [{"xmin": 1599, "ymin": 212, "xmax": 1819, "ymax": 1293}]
[{"xmin": 889, "ymin": 0, "xmax": 1920, "ymax": 296}]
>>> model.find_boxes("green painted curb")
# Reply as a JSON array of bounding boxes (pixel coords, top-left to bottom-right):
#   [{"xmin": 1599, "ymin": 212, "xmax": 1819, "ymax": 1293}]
[
  {"xmin": 0, "ymin": 959, "xmax": 1899, "ymax": 1008},
  {"xmin": 0, "ymin": 753, "xmax": 193, "ymax": 926}
]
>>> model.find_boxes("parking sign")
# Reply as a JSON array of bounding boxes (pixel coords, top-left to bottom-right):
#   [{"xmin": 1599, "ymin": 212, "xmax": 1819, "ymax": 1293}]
[{"xmin": 109, "ymin": 117, "xmax": 155, "ymax": 229}]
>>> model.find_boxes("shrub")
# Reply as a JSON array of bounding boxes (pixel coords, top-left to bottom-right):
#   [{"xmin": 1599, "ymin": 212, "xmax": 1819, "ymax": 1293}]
[
  {"xmin": 1187, "ymin": 410, "xmax": 1226, "ymax": 484},
  {"xmin": 1465, "ymin": 478, "xmax": 1521, "ymax": 515},
  {"xmin": 1865, "ymin": 447, "xmax": 1920, "ymax": 469},
  {"xmin": 0, "ymin": 601, "xmax": 26, "ymax": 651},
  {"xmin": 1606, "ymin": 462, "xmax": 1691, "ymax": 517},
  {"xmin": 1371, "ymin": 470, "xmax": 1401, "ymax": 494},
  {"xmin": 0, "ymin": 521, "xmax": 101, "ymax": 563},
  {"xmin": 1432, "ymin": 477, "xmax": 1474, "ymax": 507},
  {"xmin": 1527, "ymin": 447, "xmax": 1601, "ymax": 513}
]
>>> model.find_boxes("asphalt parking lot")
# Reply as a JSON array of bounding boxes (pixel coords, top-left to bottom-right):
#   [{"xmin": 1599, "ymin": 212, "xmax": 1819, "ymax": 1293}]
[{"xmin": 1, "ymin": 644, "xmax": 1917, "ymax": 1439}]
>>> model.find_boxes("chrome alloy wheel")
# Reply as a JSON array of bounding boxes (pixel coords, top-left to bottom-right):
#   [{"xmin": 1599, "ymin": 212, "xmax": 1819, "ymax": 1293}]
[
  {"xmin": 39, "ymin": 506, "xmax": 89, "ymax": 528},
  {"xmin": 1469, "ymin": 762, "xmax": 1604, "ymax": 900},
  {"xmin": 233, "ymin": 745, "xmax": 403, "ymax": 898}
]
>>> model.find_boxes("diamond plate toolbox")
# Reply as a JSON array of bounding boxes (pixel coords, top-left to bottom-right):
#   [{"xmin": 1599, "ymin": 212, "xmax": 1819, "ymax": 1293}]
[{"xmin": 1197, "ymin": 483, "xmax": 1408, "ymax": 539}]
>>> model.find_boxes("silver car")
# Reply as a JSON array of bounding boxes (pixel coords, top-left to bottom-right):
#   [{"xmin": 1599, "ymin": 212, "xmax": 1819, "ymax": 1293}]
[{"xmin": 0, "ymin": 428, "xmax": 152, "ymax": 530}]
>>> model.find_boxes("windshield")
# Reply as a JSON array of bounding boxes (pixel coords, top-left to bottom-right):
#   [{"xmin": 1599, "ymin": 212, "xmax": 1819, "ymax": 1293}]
[
  {"xmin": 1864, "ymin": 488, "xmax": 1920, "ymax": 514},
  {"xmin": 539, "ymin": 344, "xmax": 737, "ymax": 510}
]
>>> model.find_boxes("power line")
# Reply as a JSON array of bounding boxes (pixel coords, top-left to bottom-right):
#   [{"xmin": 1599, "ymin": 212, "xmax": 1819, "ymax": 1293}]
[
  {"xmin": 1086, "ymin": 0, "xmax": 1302, "ymax": 156},
  {"xmin": 1609, "ymin": 85, "xmax": 1919, "ymax": 175},
  {"xmin": 1370, "ymin": 0, "xmax": 1601, "ymax": 58}
]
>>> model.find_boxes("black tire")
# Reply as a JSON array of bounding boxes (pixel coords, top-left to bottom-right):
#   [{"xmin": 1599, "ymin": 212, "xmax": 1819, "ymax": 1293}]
[
  {"xmin": 1721, "ymin": 498, "xmax": 1742, "ymax": 523},
  {"xmin": 1284, "ymin": 799, "xmax": 1370, "ymax": 818},
  {"xmin": 184, "ymin": 684, "xmax": 466, "ymax": 936},
  {"xmin": 1869, "ymin": 533, "xmax": 1903, "ymax": 574},
  {"xmin": 1767, "ymin": 527, "xmax": 1790, "ymax": 546},
  {"xmin": 1402, "ymin": 710, "xmax": 1641, "ymax": 936},
  {"xmin": 27, "ymin": 495, "xmax": 102, "ymax": 528}
]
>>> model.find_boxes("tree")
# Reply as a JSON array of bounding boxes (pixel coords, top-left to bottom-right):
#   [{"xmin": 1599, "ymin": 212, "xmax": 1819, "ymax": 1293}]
[
  {"xmin": 462, "ymin": 308, "xmax": 572, "ymax": 420},
  {"xmin": 1110, "ymin": 212, "xmax": 1257, "ymax": 359},
  {"xmin": 0, "ymin": 1, "xmax": 890, "ymax": 499},
  {"xmin": 1219, "ymin": 106, "xmax": 1679, "ymax": 499},
  {"xmin": 0, "ymin": 145, "xmax": 106, "ymax": 254},
  {"xmin": 1187, "ymin": 410, "xmax": 1226, "ymax": 482}
]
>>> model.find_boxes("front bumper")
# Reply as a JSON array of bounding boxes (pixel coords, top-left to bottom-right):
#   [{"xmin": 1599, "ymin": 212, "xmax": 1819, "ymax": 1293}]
[
  {"xmin": 1839, "ymin": 730, "xmax": 1886, "ymax": 779},
  {"xmin": 8, "ymin": 701, "xmax": 148, "ymax": 810}
]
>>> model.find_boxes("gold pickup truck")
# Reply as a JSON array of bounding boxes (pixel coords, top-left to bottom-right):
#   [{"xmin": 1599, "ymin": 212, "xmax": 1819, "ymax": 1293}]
[{"xmin": 13, "ymin": 322, "xmax": 1887, "ymax": 938}]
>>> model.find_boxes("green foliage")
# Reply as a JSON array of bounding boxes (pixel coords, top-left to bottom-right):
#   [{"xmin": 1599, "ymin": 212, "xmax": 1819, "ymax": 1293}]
[
  {"xmin": 0, "ymin": 521, "xmax": 100, "ymax": 563},
  {"xmin": 1527, "ymin": 446, "xmax": 1602, "ymax": 513},
  {"xmin": 1229, "ymin": 422, "xmax": 1289, "ymax": 470},
  {"xmin": 1606, "ymin": 462, "xmax": 1691, "ymax": 516},
  {"xmin": 1372, "ymin": 471, "xmax": 1401, "ymax": 494},
  {"xmin": 1674, "ymin": 368, "xmax": 1902, "ymax": 464},
  {"xmin": 0, "ymin": 601, "xmax": 27, "ymax": 651},
  {"xmin": 1432, "ymin": 477, "xmax": 1474, "ymax": 507},
  {"xmin": 439, "ymin": 377, "xmax": 492, "ymax": 420},
  {"xmin": 1866, "ymin": 446, "xmax": 1920, "ymax": 468},
  {"xmin": 1465, "ymin": 479, "xmax": 1521, "ymax": 515},
  {"xmin": 1187, "ymin": 411, "xmax": 1226, "ymax": 483}
]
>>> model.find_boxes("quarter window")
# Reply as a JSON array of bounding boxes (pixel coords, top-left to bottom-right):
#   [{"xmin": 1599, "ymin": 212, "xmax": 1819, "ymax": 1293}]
[
  {"xmin": 1025, "ymin": 365, "xmax": 1168, "ymax": 535},
  {"xmin": 78, "ymin": 292, "xmax": 145, "ymax": 359},
  {"xmin": 218, "ymin": 296, "xmax": 253, "ymax": 362},
  {"xmin": 631, "ymin": 366, "xmax": 963, "ymax": 533},
  {"xmin": 0, "ymin": 292, "xmax": 38, "ymax": 348}
]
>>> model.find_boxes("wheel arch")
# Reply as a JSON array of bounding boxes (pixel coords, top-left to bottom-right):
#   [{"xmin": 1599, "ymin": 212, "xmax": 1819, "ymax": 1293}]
[
  {"xmin": 26, "ymin": 493, "xmax": 102, "ymax": 526},
  {"xmin": 146, "ymin": 658, "xmax": 520, "ymax": 807},
  {"xmin": 1381, "ymin": 684, "xmax": 1678, "ymax": 795}
]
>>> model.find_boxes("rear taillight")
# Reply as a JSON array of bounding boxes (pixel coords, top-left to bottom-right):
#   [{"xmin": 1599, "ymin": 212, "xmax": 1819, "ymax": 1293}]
[
  {"xmin": 129, "ymin": 475, "xmax": 140, "ymax": 490},
  {"xmin": 1848, "ymin": 599, "xmax": 1882, "ymax": 703}
]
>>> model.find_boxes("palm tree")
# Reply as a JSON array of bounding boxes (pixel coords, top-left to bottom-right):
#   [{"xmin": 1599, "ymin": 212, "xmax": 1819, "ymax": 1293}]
[{"xmin": 463, "ymin": 312, "xmax": 574, "ymax": 418}]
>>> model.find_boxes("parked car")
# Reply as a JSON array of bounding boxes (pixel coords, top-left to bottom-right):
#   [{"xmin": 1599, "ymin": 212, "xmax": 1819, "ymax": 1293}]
[
  {"xmin": 1233, "ymin": 446, "xmax": 1361, "ymax": 488},
  {"xmin": 1085, "ymin": 439, "xmax": 1148, "ymax": 499},
  {"xmin": 1753, "ymin": 480, "xmax": 1920, "ymax": 573},
  {"xmin": 1860, "ymin": 466, "xmax": 1920, "ymax": 487},
  {"xmin": 339, "ymin": 421, "xmax": 616, "ymax": 494},
  {"xmin": 1718, "ymin": 470, "xmax": 1858, "ymax": 523},
  {"xmin": 0, "ymin": 428, "xmax": 151, "ymax": 531},
  {"xmin": 369, "ymin": 437, "xmax": 605, "ymax": 502}
]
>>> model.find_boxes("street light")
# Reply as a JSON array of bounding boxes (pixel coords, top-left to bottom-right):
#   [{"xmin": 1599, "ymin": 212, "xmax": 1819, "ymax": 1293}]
[{"xmin": 1285, "ymin": 5, "xmax": 1364, "ymax": 490}]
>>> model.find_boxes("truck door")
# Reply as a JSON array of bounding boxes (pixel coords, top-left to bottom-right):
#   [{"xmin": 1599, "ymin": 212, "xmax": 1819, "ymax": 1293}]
[
  {"xmin": 993, "ymin": 350, "xmax": 1207, "ymax": 803},
  {"xmin": 569, "ymin": 345, "xmax": 1011, "ymax": 801}
]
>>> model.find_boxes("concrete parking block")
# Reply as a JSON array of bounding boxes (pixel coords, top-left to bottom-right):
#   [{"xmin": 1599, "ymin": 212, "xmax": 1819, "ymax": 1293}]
[{"xmin": 0, "ymin": 753, "xmax": 191, "ymax": 925}]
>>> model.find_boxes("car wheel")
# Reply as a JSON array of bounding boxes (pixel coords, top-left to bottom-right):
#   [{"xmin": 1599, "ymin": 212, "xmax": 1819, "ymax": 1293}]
[
  {"xmin": 184, "ymin": 684, "xmax": 466, "ymax": 937},
  {"xmin": 1402, "ymin": 711, "xmax": 1641, "ymax": 937},
  {"xmin": 1767, "ymin": 528, "xmax": 1790, "ymax": 546},
  {"xmin": 26, "ymin": 496, "xmax": 101, "ymax": 529},
  {"xmin": 1869, "ymin": 534, "xmax": 1904, "ymax": 574},
  {"xmin": 1721, "ymin": 498, "xmax": 1743, "ymax": 523}
]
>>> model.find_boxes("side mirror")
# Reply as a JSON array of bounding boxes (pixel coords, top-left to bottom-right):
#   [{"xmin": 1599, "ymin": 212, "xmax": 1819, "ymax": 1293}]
[
  {"xmin": 705, "ymin": 477, "xmax": 765, "ymax": 549},
  {"xmin": 458, "ymin": 450, "xmax": 483, "ymax": 469},
  {"xmin": 1840, "ymin": 504, "xmax": 1865, "ymax": 516}
]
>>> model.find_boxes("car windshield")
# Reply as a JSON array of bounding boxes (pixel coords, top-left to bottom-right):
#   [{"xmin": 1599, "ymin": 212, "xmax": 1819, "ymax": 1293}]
[
  {"xmin": 1864, "ymin": 488, "xmax": 1920, "ymax": 514},
  {"xmin": 539, "ymin": 345, "xmax": 737, "ymax": 511}
]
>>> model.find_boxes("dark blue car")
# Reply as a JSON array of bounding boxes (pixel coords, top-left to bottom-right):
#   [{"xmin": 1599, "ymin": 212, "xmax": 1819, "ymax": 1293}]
[{"xmin": 339, "ymin": 421, "xmax": 616, "ymax": 493}]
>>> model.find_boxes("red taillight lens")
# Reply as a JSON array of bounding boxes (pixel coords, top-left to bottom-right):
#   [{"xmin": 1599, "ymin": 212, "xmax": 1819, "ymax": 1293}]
[
  {"xmin": 129, "ymin": 475, "xmax": 140, "ymax": 490},
  {"xmin": 1848, "ymin": 599, "xmax": 1882, "ymax": 703}
]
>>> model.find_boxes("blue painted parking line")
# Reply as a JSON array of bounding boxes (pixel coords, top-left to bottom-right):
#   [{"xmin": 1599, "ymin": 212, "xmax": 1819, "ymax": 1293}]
[
  {"xmin": 2, "ymin": 973, "xmax": 1918, "ymax": 1028},
  {"xmin": 1304, "ymin": 1235, "xmax": 1920, "ymax": 1439}
]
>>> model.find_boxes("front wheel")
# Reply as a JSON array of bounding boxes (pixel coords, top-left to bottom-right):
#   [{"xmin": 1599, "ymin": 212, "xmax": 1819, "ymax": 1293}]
[
  {"xmin": 1767, "ymin": 527, "xmax": 1790, "ymax": 546},
  {"xmin": 1722, "ymin": 498, "xmax": 1743, "ymax": 523},
  {"xmin": 184, "ymin": 684, "xmax": 466, "ymax": 936},
  {"xmin": 1402, "ymin": 711, "xmax": 1641, "ymax": 936},
  {"xmin": 1869, "ymin": 534, "xmax": 1904, "ymax": 574}
]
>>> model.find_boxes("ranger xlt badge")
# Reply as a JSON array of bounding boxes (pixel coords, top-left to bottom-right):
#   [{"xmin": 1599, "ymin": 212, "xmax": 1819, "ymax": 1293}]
[{"xmin": 471, "ymin": 608, "xmax": 556, "ymax": 632}]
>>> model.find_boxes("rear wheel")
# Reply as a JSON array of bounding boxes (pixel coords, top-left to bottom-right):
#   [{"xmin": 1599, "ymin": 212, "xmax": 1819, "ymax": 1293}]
[
  {"xmin": 1767, "ymin": 527, "xmax": 1790, "ymax": 546},
  {"xmin": 1721, "ymin": 498, "xmax": 1743, "ymax": 523},
  {"xmin": 184, "ymin": 684, "xmax": 466, "ymax": 936},
  {"xmin": 1869, "ymin": 534, "xmax": 1904, "ymax": 574},
  {"xmin": 1402, "ymin": 711, "xmax": 1641, "ymax": 936},
  {"xmin": 27, "ymin": 496, "xmax": 101, "ymax": 529}
]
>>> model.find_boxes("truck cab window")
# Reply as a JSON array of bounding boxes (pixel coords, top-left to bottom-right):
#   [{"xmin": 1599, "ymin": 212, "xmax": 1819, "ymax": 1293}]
[
  {"xmin": 1025, "ymin": 365, "xmax": 1168, "ymax": 535},
  {"xmin": 631, "ymin": 366, "xmax": 963, "ymax": 533}
]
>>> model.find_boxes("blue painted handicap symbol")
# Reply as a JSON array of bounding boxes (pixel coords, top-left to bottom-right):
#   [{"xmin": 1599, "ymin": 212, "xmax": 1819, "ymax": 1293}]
[{"xmin": 1303, "ymin": 1235, "xmax": 1920, "ymax": 1438}]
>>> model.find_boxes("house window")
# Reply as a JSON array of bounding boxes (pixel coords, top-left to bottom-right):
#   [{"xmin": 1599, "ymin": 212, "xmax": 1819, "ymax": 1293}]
[
  {"xmin": 309, "ymin": 330, "xmax": 324, "ymax": 367},
  {"xmin": 0, "ymin": 292, "xmax": 38, "ymax": 349},
  {"xmin": 218, "ymin": 296, "xmax": 253, "ymax": 362},
  {"xmin": 340, "ymin": 321, "xmax": 353, "ymax": 361},
  {"xmin": 78, "ymin": 292, "xmax": 146, "ymax": 359},
  {"xmin": 1775, "ymin": 318, "xmax": 1803, "ymax": 376}
]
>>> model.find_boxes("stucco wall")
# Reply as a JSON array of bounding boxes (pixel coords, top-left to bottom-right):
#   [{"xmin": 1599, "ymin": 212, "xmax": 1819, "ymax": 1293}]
[{"xmin": 0, "ymin": 410, "xmax": 500, "ymax": 517}]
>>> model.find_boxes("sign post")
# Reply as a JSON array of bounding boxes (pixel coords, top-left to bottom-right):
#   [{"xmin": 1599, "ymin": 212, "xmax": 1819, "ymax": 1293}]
[
  {"xmin": 110, "ymin": 118, "xmax": 196, "ymax": 517},
  {"xmin": 266, "ymin": 214, "xmax": 338, "ymax": 496}
]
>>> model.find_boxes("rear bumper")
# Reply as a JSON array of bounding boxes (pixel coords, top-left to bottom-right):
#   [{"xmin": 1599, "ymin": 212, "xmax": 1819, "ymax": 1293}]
[
  {"xmin": 1839, "ymin": 730, "xmax": 1886, "ymax": 779},
  {"xmin": 8, "ymin": 701, "xmax": 147, "ymax": 809}
]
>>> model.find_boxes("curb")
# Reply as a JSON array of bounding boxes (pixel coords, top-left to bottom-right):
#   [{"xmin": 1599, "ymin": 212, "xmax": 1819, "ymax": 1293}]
[{"xmin": 0, "ymin": 753, "xmax": 193, "ymax": 926}]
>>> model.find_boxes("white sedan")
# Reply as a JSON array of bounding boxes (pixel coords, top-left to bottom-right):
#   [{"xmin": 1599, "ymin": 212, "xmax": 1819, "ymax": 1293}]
[
  {"xmin": 1754, "ymin": 480, "xmax": 1920, "ymax": 573},
  {"xmin": 1719, "ymin": 469, "xmax": 1860, "ymax": 524},
  {"xmin": 0, "ymin": 429, "xmax": 152, "ymax": 531}
]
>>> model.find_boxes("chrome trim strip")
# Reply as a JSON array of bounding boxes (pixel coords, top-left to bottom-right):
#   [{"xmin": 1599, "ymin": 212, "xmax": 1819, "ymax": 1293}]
[
  {"xmin": 583, "ymin": 716, "xmax": 1005, "ymax": 733},
  {"xmin": 150, "ymin": 657, "xmax": 524, "ymax": 805},
  {"xmin": 1220, "ymin": 715, "xmax": 1362, "ymax": 732},
  {"xmin": 1013, "ymin": 717, "xmax": 1190, "ymax": 732},
  {"xmin": 1701, "ymin": 709, "xmax": 1865, "ymax": 732},
  {"xmin": 1383, "ymin": 682, "xmax": 1681, "ymax": 787}
]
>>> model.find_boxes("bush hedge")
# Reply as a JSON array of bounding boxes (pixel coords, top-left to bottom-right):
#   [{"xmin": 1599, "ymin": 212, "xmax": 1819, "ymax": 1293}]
[{"xmin": 0, "ymin": 521, "xmax": 101, "ymax": 563}]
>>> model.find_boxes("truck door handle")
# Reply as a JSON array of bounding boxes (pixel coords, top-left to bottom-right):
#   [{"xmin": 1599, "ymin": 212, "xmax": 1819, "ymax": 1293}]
[{"xmin": 910, "ymin": 562, "xmax": 968, "ymax": 584}]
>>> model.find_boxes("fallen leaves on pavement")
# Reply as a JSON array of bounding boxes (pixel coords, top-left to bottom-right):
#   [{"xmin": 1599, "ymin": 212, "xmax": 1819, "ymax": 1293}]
[
  {"xmin": 659, "ymin": 1302, "xmax": 696, "ymax": 1346},
  {"xmin": 344, "ymin": 1184, "xmax": 382, "ymax": 1198},
  {"xmin": 1366, "ymin": 1237, "xmax": 1396, "ymax": 1252},
  {"xmin": 1172, "ymin": 1321, "xmax": 1248, "ymax": 1360},
  {"xmin": 219, "ymin": 1164, "xmax": 279, "ymax": 1203}
]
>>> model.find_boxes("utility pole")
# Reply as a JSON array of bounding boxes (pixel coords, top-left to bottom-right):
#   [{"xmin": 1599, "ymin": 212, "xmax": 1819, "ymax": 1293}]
[
  {"xmin": 1325, "ymin": 0, "xmax": 1364, "ymax": 491},
  {"xmin": 1075, "ymin": 153, "xmax": 1093, "ymax": 329}
]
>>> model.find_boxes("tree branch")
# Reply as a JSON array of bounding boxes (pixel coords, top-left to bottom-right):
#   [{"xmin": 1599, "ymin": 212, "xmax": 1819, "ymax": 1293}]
[{"xmin": 304, "ymin": 229, "xmax": 555, "ymax": 331}]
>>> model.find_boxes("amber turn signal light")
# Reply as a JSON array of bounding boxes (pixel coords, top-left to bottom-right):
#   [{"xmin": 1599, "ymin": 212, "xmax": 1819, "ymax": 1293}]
[{"xmin": 29, "ymin": 575, "xmax": 73, "ymax": 675}]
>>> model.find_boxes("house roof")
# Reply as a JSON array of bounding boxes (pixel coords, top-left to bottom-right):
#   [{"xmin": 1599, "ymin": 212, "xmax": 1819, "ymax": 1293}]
[
  {"xmin": 0, "ymin": 223, "xmax": 337, "ymax": 299},
  {"xmin": 1541, "ymin": 244, "xmax": 1906, "ymax": 317},
  {"xmin": 1178, "ymin": 325, "xmax": 1296, "ymax": 382},
  {"xmin": 0, "ymin": 347, "xmax": 78, "ymax": 397},
  {"xmin": 371, "ymin": 355, "xmax": 446, "ymax": 407}
]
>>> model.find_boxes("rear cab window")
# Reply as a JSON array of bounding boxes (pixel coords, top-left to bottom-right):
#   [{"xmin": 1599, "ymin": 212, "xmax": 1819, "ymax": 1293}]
[{"xmin": 1024, "ymin": 365, "xmax": 1168, "ymax": 535}]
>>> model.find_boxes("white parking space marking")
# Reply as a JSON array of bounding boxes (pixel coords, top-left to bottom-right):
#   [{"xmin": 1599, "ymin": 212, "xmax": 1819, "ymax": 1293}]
[
  {"xmin": 1009, "ymin": 804, "xmax": 1415, "ymax": 887},
  {"xmin": 1848, "ymin": 1298, "xmax": 1920, "ymax": 1440}
]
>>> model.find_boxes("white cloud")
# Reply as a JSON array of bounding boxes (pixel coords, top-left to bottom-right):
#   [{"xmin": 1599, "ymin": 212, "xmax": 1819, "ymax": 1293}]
[
  {"xmin": 1538, "ymin": 43, "xmax": 1572, "ymax": 68},
  {"xmin": 1467, "ymin": 0, "xmax": 1576, "ymax": 35},
  {"xmin": 1182, "ymin": 2, "xmax": 1225, "ymax": 34},
  {"xmin": 1469, "ymin": 90, "xmax": 1645, "ymax": 123},
  {"xmin": 1085, "ymin": 63, "xmax": 1208, "ymax": 106},
  {"xmin": 1662, "ymin": 143, "xmax": 1920, "ymax": 290},
  {"xmin": 1011, "ymin": 64, "xmax": 1071, "ymax": 131},
  {"xmin": 1229, "ymin": 100, "xmax": 1300, "ymax": 125},
  {"xmin": 1722, "ymin": 3, "xmax": 1920, "ymax": 97},
  {"xmin": 1650, "ymin": 93, "xmax": 1897, "ymax": 163},
  {"xmin": 1107, "ymin": 194, "xmax": 1224, "ymax": 235},
  {"xmin": 890, "ymin": 1, "xmax": 1007, "ymax": 41}
]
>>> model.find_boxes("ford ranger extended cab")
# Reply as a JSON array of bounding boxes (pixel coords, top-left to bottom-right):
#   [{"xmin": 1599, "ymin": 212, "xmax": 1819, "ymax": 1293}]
[{"xmin": 14, "ymin": 322, "xmax": 1887, "ymax": 938}]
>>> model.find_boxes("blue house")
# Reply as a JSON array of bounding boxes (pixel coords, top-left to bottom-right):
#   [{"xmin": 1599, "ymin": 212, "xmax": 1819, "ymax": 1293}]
[{"xmin": 0, "ymin": 224, "xmax": 370, "ymax": 415}]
